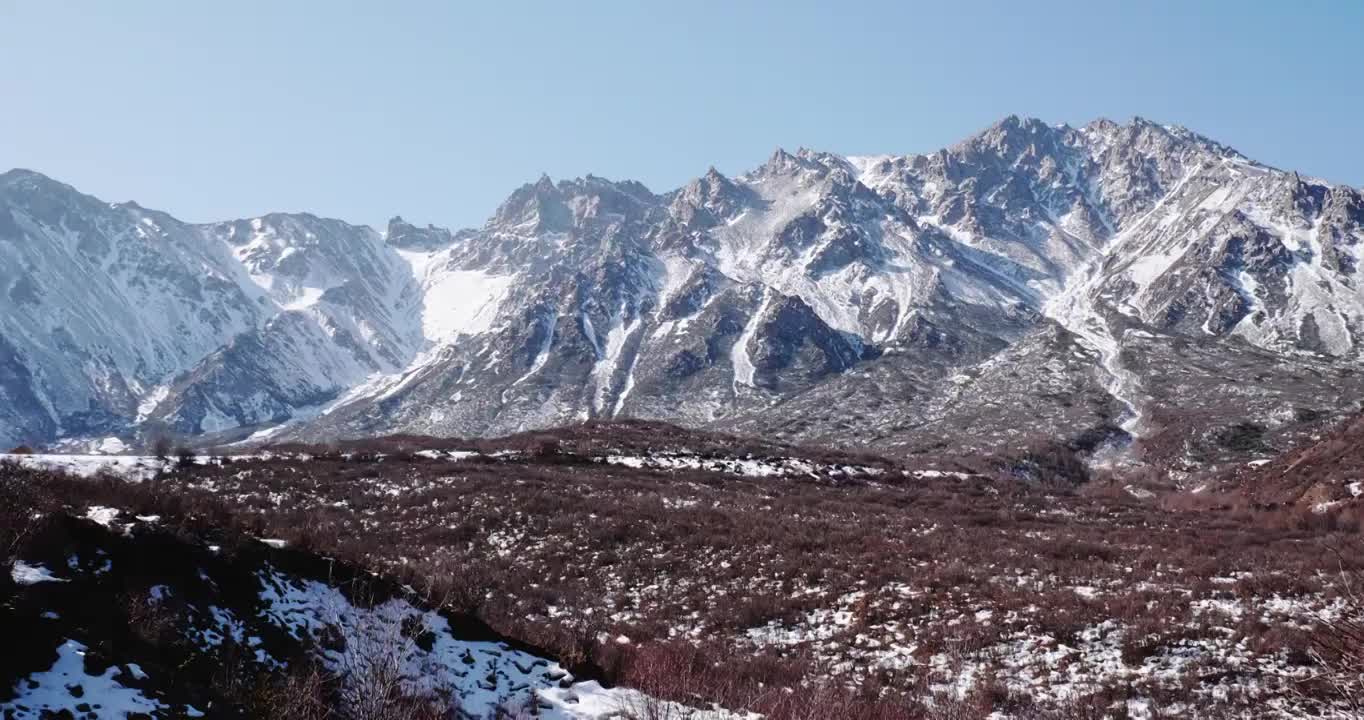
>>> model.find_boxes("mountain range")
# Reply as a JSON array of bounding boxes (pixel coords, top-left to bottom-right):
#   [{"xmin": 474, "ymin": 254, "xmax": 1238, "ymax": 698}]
[{"xmin": 4, "ymin": 116, "xmax": 1363, "ymax": 472}]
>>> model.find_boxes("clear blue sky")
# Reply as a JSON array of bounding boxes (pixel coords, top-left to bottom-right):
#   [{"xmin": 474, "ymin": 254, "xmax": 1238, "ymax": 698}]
[{"xmin": 3, "ymin": 1, "xmax": 1360, "ymax": 230}]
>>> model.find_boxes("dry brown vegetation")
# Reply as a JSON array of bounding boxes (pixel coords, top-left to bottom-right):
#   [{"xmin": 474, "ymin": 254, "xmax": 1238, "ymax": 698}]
[
  {"xmin": 4, "ymin": 419, "xmax": 1364, "ymax": 718},
  {"xmin": 0, "ymin": 465, "xmax": 556, "ymax": 720}
]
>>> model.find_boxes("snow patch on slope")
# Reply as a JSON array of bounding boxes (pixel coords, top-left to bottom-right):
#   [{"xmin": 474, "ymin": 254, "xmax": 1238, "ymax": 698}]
[
  {"xmin": 253, "ymin": 566, "xmax": 747, "ymax": 719},
  {"xmin": 0, "ymin": 640, "xmax": 167, "ymax": 718},
  {"xmin": 732, "ymin": 290, "xmax": 772, "ymax": 391},
  {"xmin": 10, "ymin": 561, "xmax": 68, "ymax": 586},
  {"xmin": 590, "ymin": 311, "xmax": 640, "ymax": 415},
  {"xmin": 0, "ymin": 453, "xmax": 168, "ymax": 481},
  {"xmin": 398, "ymin": 248, "xmax": 515, "ymax": 344}
]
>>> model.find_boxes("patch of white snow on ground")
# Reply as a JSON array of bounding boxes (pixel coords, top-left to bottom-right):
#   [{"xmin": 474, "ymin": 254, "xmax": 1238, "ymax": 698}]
[
  {"xmin": 1124, "ymin": 485, "xmax": 1156, "ymax": 500},
  {"xmin": 911, "ymin": 469, "xmax": 973, "ymax": 480},
  {"xmin": 10, "ymin": 561, "xmax": 67, "ymax": 586},
  {"xmin": 96, "ymin": 437, "xmax": 128, "ymax": 454},
  {"xmin": 0, "ymin": 640, "xmax": 166, "ymax": 718},
  {"xmin": 0, "ymin": 454, "xmax": 167, "ymax": 481},
  {"xmin": 253, "ymin": 566, "xmax": 748, "ymax": 719},
  {"xmin": 601, "ymin": 453, "xmax": 887, "ymax": 481},
  {"xmin": 85, "ymin": 506, "xmax": 121, "ymax": 526}
]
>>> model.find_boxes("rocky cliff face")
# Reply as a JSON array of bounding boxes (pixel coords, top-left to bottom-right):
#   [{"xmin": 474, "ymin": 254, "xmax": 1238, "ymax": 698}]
[{"xmin": 3, "ymin": 116, "xmax": 1362, "ymax": 469}]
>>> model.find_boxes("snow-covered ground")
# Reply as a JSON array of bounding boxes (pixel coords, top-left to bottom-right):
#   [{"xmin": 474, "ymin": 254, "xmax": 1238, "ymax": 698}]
[
  {"xmin": 10, "ymin": 560, "xmax": 68, "ymax": 586},
  {"xmin": 0, "ymin": 453, "xmax": 169, "ymax": 480},
  {"xmin": 248, "ymin": 566, "xmax": 751, "ymax": 719},
  {"xmin": 0, "ymin": 640, "xmax": 179, "ymax": 719},
  {"xmin": 3, "ymin": 528, "xmax": 751, "ymax": 720},
  {"xmin": 600, "ymin": 451, "xmax": 889, "ymax": 481},
  {"xmin": 3, "ymin": 447, "xmax": 974, "ymax": 489}
]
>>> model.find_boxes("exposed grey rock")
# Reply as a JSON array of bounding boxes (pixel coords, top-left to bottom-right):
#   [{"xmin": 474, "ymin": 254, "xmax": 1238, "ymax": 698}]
[{"xmin": 2, "ymin": 117, "xmax": 1362, "ymax": 473}]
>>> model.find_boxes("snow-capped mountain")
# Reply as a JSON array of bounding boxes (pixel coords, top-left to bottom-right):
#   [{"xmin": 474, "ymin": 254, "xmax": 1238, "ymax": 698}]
[
  {"xmin": 0, "ymin": 173, "xmax": 424, "ymax": 447},
  {"xmin": 3, "ymin": 116, "xmax": 1362, "ymax": 466}
]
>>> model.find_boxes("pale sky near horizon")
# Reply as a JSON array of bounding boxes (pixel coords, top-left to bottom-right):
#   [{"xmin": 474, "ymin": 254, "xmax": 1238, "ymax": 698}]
[{"xmin": 3, "ymin": 1, "xmax": 1361, "ymax": 230}]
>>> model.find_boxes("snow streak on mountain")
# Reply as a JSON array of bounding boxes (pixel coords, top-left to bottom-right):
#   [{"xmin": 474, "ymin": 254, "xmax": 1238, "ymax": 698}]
[{"xmin": 2, "ymin": 116, "xmax": 1362, "ymax": 465}]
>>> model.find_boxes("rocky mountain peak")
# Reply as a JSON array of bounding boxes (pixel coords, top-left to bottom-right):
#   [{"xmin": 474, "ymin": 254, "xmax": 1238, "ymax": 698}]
[
  {"xmin": 2, "ymin": 117, "xmax": 1362, "ymax": 472},
  {"xmin": 386, "ymin": 215, "xmax": 459, "ymax": 251},
  {"xmin": 0, "ymin": 168, "xmax": 61, "ymax": 191},
  {"xmin": 670, "ymin": 167, "xmax": 750, "ymax": 228},
  {"xmin": 964, "ymin": 115, "xmax": 1062, "ymax": 150},
  {"xmin": 491, "ymin": 174, "xmax": 571, "ymax": 233},
  {"xmin": 755, "ymin": 147, "xmax": 828, "ymax": 179}
]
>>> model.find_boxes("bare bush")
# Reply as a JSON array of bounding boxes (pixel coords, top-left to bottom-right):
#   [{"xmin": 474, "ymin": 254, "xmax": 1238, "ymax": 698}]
[
  {"xmin": 1299, "ymin": 547, "xmax": 1364, "ymax": 718},
  {"xmin": 152, "ymin": 435, "xmax": 173, "ymax": 462},
  {"xmin": 249, "ymin": 663, "xmax": 335, "ymax": 720},
  {"xmin": 616, "ymin": 691, "xmax": 703, "ymax": 720},
  {"xmin": 324, "ymin": 588, "xmax": 460, "ymax": 720},
  {"xmin": 0, "ymin": 461, "xmax": 51, "ymax": 565}
]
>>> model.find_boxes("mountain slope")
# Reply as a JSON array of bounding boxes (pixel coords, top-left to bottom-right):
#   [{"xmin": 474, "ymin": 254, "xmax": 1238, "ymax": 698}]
[{"xmin": 2, "ymin": 116, "xmax": 1362, "ymax": 468}]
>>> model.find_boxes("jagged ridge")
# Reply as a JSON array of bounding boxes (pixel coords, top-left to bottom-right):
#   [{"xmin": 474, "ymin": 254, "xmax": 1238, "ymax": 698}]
[{"xmin": 1, "ymin": 116, "xmax": 1361, "ymax": 470}]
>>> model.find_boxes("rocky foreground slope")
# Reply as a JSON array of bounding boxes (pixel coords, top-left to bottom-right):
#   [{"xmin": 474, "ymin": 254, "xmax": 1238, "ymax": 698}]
[
  {"xmin": 0, "ymin": 464, "xmax": 743, "ymax": 719},
  {"xmin": 3, "ymin": 117, "xmax": 1363, "ymax": 471}
]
